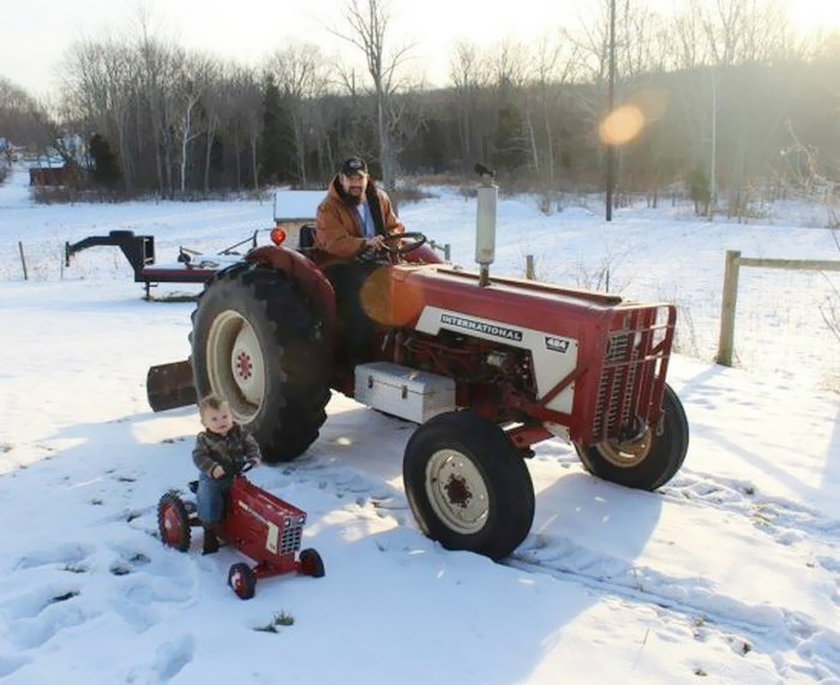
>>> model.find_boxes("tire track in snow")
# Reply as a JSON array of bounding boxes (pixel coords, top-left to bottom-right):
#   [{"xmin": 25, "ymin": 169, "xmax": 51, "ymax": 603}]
[
  {"xmin": 661, "ymin": 471, "xmax": 840, "ymax": 543},
  {"xmin": 507, "ymin": 539, "xmax": 840, "ymax": 682}
]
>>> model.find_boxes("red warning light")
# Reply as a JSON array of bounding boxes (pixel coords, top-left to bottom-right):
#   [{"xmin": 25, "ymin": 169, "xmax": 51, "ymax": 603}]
[{"xmin": 270, "ymin": 228, "xmax": 287, "ymax": 245}]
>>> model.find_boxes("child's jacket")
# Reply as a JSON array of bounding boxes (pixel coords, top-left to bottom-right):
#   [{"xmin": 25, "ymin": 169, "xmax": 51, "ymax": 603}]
[{"xmin": 192, "ymin": 425, "xmax": 261, "ymax": 477}]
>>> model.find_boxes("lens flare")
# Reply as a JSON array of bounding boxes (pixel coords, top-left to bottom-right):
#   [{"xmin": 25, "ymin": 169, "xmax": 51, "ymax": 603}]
[
  {"xmin": 599, "ymin": 105, "xmax": 646, "ymax": 146},
  {"xmin": 360, "ymin": 266, "xmax": 424, "ymax": 326}
]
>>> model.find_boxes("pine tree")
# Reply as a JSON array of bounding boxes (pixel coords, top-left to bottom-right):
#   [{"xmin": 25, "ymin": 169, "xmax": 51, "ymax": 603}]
[
  {"xmin": 493, "ymin": 102, "xmax": 528, "ymax": 173},
  {"xmin": 88, "ymin": 133, "xmax": 121, "ymax": 187}
]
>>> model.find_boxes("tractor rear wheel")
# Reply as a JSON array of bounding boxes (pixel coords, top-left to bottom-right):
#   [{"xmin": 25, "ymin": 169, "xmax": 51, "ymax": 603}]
[
  {"xmin": 157, "ymin": 492, "xmax": 192, "ymax": 552},
  {"xmin": 191, "ymin": 263, "xmax": 331, "ymax": 463},
  {"xmin": 575, "ymin": 383, "xmax": 689, "ymax": 490},
  {"xmin": 403, "ymin": 411, "xmax": 535, "ymax": 561}
]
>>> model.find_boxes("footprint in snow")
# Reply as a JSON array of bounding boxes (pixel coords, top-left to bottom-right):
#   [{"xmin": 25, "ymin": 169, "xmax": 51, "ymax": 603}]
[
  {"xmin": 154, "ymin": 633, "xmax": 195, "ymax": 681},
  {"xmin": 15, "ymin": 543, "xmax": 93, "ymax": 571},
  {"xmin": 0, "ymin": 585, "xmax": 81, "ymax": 621}
]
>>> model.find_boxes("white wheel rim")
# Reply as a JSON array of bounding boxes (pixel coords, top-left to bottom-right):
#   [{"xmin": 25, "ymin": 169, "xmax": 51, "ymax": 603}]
[
  {"xmin": 425, "ymin": 449, "xmax": 489, "ymax": 535},
  {"xmin": 206, "ymin": 310, "xmax": 264, "ymax": 422}
]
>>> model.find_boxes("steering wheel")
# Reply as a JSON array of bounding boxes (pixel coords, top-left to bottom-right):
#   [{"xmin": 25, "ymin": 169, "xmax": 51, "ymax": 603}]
[{"xmin": 381, "ymin": 232, "xmax": 427, "ymax": 255}]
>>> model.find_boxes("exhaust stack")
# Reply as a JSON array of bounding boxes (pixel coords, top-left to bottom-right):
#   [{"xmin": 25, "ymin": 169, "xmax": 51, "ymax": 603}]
[{"xmin": 474, "ymin": 164, "xmax": 497, "ymax": 287}]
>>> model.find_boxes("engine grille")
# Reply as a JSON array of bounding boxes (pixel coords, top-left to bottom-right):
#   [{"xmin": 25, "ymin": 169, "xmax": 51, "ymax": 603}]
[
  {"xmin": 280, "ymin": 518, "xmax": 304, "ymax": 555},
  {"xmin": 591, "ymin": 306, "xmax": 675, "ymax": 443}
]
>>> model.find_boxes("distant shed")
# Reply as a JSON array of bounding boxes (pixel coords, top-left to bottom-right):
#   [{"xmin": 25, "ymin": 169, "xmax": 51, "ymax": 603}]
[{"xmin": 29, "ymin": 162, "xmax": 82, "ymax": 187}]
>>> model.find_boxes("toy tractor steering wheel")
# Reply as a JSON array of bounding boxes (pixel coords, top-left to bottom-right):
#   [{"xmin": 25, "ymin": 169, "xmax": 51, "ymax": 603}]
[{"xmin": 239, "ymin": 459, "xmax": 258, "ymax": 475}]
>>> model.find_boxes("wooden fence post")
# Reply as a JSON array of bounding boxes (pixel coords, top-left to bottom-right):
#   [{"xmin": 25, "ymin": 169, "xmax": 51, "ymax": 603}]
[
  {"xmin": 18, "ymin": 241, "xmax": 28, "ymax": 281},
  {"xmin": 716, "ymin": 250, "xmax": 741, "ymax": 366},
  {"xmin": 525, "ymin": 255, "xmax": 536, "ymax": 280}
]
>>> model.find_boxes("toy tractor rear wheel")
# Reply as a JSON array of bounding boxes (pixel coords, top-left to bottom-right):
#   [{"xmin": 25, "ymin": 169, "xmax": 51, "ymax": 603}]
[
  {"xmin": 191, "ymin": 263, "xmax": 331, "ymax": 463},
  {"xmin": 299, "ymin": 548, "xmax": 325, "ymax": 578},
  {"xmin": 228, "ymin": 562, "xmax": 257, "ymax": 600},
  {"xmin": 575, "ymin": 383, "xmax": 689, "ymax": 491},
  {"xmin": 403, "ymin": 411, "xmax": 535, "ymax": 561},
  {"xmin": 157, "ymin": 492, "xmax": 192, "ymax": 552}
]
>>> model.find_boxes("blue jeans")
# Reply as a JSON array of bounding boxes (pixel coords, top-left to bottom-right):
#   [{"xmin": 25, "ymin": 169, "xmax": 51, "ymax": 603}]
[{"xmin": 197, "ymin": 473, "xmax": 233, "ymax": 523}]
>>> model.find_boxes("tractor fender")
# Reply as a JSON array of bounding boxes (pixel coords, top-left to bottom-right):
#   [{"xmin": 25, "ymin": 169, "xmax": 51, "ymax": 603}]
[{"xmin": 245, "ymin": 245, "xmax": 336, "ymax": 334}]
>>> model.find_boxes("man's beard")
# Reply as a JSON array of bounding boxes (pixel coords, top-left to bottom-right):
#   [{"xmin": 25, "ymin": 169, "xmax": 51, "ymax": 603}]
[{"xmin": 347, "ymin": 187, "xmax": 364, "ymax": 205}]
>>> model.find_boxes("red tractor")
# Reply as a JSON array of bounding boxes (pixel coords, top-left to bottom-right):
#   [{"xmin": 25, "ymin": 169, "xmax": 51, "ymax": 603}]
[
  {"xmin": 157, "ymin": 464, "xmax": 325, "ymax": 599},
  {"xmin": 149, "ymin": 169, "xmax": 689, "ymax": 561}
]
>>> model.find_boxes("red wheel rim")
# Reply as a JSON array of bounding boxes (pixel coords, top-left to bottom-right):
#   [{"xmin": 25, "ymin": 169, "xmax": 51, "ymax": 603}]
[{"xmin": 161, "ymin": 504, "xmax": 185, "ymax": 545}]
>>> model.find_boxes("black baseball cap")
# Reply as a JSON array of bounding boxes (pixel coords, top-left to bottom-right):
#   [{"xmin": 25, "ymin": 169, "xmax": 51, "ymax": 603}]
[{"xmin": 340, "ymin": 156, "xmax": 367, "ymax": 176}]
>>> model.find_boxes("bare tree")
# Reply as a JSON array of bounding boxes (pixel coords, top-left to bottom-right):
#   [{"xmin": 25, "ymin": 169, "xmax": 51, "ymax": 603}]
[
  {"xmin": 267, "ymin": 43, "xmax": 330, "ymax": 186},
  {"xmin": 448, "ymin": 40, "xmax": 490, "ymax": 170},
  {"xmin": 329, "ymin": 0, "xmax": 413, "ymax": 187},
  {"xmin": 527, "ymin": 33, "xmax": 582, "ymax": 186}
]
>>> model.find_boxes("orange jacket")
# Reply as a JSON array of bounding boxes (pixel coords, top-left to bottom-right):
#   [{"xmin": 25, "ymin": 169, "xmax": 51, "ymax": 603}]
[{"xmin": 315, "ymin": 177, "xmax": 405, "ymax": 259}]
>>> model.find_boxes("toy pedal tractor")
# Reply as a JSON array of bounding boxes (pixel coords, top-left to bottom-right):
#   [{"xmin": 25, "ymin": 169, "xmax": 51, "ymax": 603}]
[{"xmin": 157, "ymin": 463, "xmax": 324, "ymax": 599}]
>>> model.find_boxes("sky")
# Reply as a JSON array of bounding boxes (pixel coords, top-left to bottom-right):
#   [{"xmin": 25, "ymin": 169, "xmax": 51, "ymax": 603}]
[
  {"xmin": 2, "ymin": 0, "xmax": 839, "ymax": 98},
  {"xmin": 0, "ymin": 164, "xmax": 838, "ymax": 682}
]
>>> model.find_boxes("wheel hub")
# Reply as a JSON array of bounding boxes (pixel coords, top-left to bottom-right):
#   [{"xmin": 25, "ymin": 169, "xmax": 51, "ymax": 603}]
[
  {"xmin": 599, "ymin": 426, "xmax": 653, "ymax": 468},
  {"xmin": 443, "ymin": 475, "xmax": 471, "ymax": 508},
  {"xmin": 235, "ymin": 350, "xmax": 253, "ymax": 381},
  {"xmin": 425, "ymin": 449, "xmax": 489, "ymax": 534}
]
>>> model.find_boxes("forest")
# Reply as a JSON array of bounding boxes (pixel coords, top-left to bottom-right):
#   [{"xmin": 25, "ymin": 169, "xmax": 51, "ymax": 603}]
[{"xmin": 1, "ymin": 0, "xmax": 838, "ymax": 218}]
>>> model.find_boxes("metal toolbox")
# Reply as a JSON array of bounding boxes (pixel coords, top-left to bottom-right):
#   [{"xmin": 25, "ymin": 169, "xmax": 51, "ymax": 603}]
[{"xmin": 354, "ymin": 361, "xmax": 457, "ymax": 423}]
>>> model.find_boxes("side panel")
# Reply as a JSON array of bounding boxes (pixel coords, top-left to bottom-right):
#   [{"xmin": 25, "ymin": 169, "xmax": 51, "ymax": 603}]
[{"xmin": 415, "ymin": 306, "xmax": 578, "ymax": 415}]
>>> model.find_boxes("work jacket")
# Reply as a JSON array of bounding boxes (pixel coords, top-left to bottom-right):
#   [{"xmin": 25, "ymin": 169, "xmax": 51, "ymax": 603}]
[{"xmin": 315, "ymin": 177, "xmax": 405, "ymax": 260}]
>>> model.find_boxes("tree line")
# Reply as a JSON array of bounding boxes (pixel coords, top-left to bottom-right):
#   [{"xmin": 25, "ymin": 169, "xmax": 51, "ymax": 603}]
[{"xmin": 1, "ymin": 0, "xmax": 838, "ymax": 215}]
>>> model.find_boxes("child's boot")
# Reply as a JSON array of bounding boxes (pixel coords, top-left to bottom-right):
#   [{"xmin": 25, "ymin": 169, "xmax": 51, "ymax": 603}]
[{"xmin": 202, "ymin": 525, "xmax": 219, "ymax": 555}]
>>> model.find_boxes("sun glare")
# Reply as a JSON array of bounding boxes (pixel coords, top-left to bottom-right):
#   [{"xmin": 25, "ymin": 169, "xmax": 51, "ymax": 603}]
[
  {"xmin": 785, "ymin": 0, "xmax": 840, "ymax": 35},
  {"xmin": 599, "ymin": 105, "xmax": 646, "ymax": 146}
]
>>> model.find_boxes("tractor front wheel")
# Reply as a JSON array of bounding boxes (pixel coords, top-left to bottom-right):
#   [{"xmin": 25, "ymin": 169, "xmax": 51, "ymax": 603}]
[
  {"xmin": 575, "ymin": 383, "xmax": 689, "ymax": 491},
  {"xmin": 403, "ymin": 411, "xmax": 535, "ymax": 561}
]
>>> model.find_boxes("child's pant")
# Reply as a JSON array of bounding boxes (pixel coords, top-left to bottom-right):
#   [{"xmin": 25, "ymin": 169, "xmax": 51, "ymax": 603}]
[{"xmin": 197, "ymin": 473, "xmax": 232, "ymax": 523}]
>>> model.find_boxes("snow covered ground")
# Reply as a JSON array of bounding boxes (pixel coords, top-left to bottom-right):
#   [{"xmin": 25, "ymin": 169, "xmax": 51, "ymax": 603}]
[{"xmin": 0, "ymin": 165, "xmax": 838, "ymax": 683}]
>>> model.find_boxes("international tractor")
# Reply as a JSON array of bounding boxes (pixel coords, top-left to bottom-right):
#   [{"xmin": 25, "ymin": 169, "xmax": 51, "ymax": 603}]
[{"xmin": 147, "ymin": 168, "xmax": 689, "ymax": 561}]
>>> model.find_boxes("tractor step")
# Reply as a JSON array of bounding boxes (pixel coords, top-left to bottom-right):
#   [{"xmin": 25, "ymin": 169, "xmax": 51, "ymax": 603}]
[{"xmin": 146, "ymin": 360, "xmax": 197, "ymax": 412}]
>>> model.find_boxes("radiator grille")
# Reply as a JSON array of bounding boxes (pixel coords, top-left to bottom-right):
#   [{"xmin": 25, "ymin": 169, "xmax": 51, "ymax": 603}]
[
  {"xmin": 591, "ymin": 307, "xmax": 674, "ymax": 443},
  {"xmin": 280, "ymin": 518, "xmax": 304, "ymax": 554}
]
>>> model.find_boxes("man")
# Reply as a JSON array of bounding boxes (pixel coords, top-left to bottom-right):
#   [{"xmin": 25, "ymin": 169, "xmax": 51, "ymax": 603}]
[
  {"xmin": 315, "ymin": 156, "xmax": 405, "ymax": 366},
  {"xmin": 315, "ymin": 156, "xmax": 404, "ymax": 259}
]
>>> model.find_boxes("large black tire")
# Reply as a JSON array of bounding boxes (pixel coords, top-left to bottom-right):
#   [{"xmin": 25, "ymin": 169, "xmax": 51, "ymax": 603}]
[
  {"xmin": 157, "ymin": 491, "xmax": 192, "ymax": 552},
  {"xmin": 191, "ymin": 263, "xmax": 331, "ymax": 463},
  {"xmin": 403, "ymin": 411, "xmax": 535, "ymax": 561},
  {"xmin": 575, "ymin": 383, "xmax": 689, "ymax": 490}
]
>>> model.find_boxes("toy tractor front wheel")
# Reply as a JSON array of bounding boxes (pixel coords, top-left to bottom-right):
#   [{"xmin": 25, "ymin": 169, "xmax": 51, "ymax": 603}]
[
  {"xmin": 299, "ymin": 548, "xmax": 325, "ymax": 578},
  {"xmin": 157, "ymin": 492, "xmax": 192, "ymax": 552},
  {"xmin": 403, "ymin": 411, "xmax": 535, "ymax": 561},
  {"xmin": 575, "ymin": 383, "xmax": 689, "ymax": 490},
  {"xmin": 191, "ymin": 263, "xmax": 331, "ymax": 463},
  {"xmin": 228, "ymin": 562, "xmax": 257, "ymax": 600}
]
